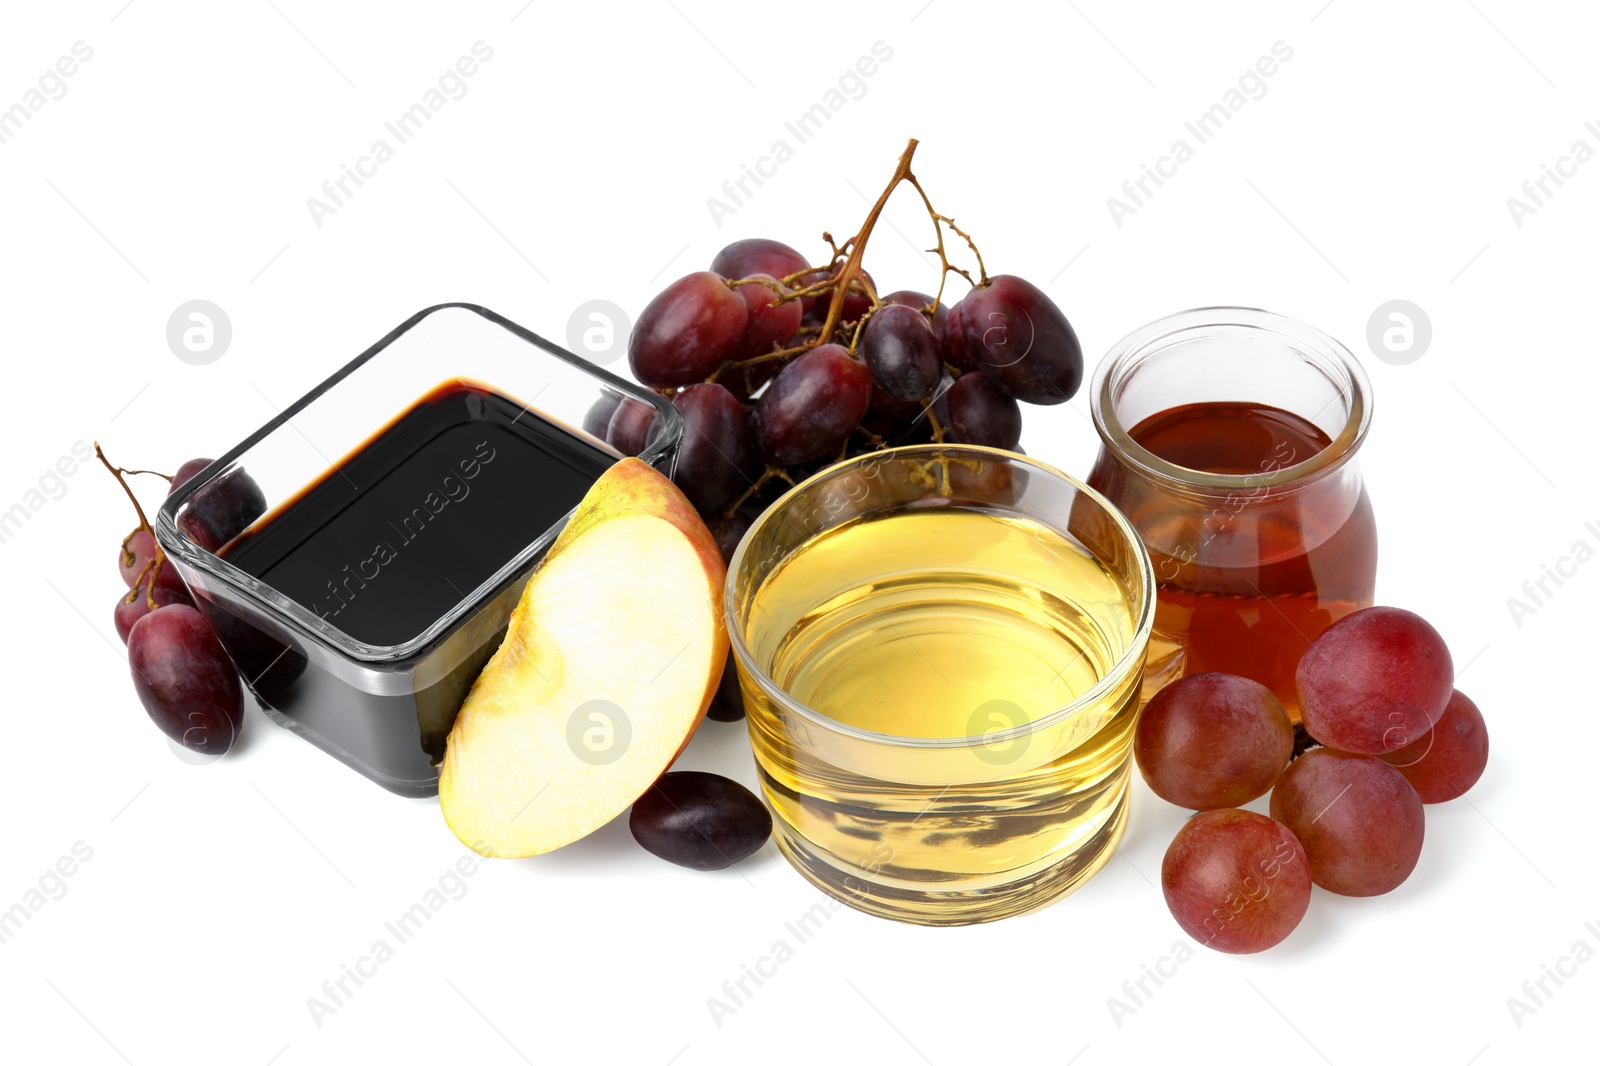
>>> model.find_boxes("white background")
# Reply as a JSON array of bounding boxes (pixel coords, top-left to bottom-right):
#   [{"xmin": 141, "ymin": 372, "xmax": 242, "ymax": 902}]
[{"xmin": 1, "ymin": 1, "xmax": 1595, "ymax": 1063}]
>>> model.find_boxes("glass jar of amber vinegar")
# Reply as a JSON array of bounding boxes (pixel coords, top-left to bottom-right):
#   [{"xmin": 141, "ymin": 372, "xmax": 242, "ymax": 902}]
[{"xmin": 1087, "ymin": 308, "xmax": 1377, "ymax": 720}]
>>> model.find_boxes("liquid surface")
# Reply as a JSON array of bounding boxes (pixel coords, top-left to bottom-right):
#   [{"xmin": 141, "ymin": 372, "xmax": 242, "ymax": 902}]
[
  {"xmin": 1108, "ymin": 400, "xmax": 1378, "ymax": 717},
  {"xmin": 225, "ymin": 381, "xmax": 613, "ymax": 647},
  {"xmin": 1131, "ymin": 400, "xmax": 1332, "ymax": 476},
  {"xmin": 739, "ymin": 505, "xmax": 1145, "ymax": 923},
  {"xmin": 752, "ymin": 508, "xmax": 1132, "ymax": 737}
]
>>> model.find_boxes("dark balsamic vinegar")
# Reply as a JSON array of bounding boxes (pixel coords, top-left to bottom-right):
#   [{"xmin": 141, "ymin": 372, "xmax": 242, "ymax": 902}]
[{"xmin": 226, "ymin": 380, "xmax": 612, "ymax": 646}]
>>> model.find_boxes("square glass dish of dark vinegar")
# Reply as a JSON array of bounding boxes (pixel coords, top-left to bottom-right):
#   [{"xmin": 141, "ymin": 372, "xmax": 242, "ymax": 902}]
[{"xmin": 154, "ymin": 305, "xmax": 681, "ymax": 796}]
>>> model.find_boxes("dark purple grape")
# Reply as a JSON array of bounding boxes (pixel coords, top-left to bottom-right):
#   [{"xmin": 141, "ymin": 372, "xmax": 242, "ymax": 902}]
[
  {"xmin": 1271, "ymin": 748, "xmax": 1424, "ymax": 897},
  {"xmin": 168, "ymin": 458, "xmax": 212, "ymax": 497},
  {"xmin": 862, "ymin": 383, "xmax": 929, "ymax": 442},
  {"xmin": 671, "ymin": 383, "xmax": 752, "ymax": 516},
  {"xmin": 861, "ymin": 304, "xmax": 943, "ymax": 401},
  {"xmin": 1378, "ymin": 689, "xmax": 1489, "ymax": 803},
  {"xmin": 733, "ymin": 274, "xmax": 803, "ymax": 359},
  {"xmin": 711, "ymin": 359, "xmax": 780, "ymax": 403},
  {"xmin": 882, "ymin": 289, "xmax": 949, "ymax": 343},
  {"xmin": 712, "ymin": 511, "xmax": 752, "ymax": 566},
  {"xmin": 803, "ymin": 268, "xmax": 876, "ymax": 326},
  {"xmin": 607, "ymin": 398, "xmax": 660, "ymax": 457},
  {"xmin": 959, "ymin": 275, "xmax": 1082, "ymax": 404},
  {"xmin": 136, "ymin": 544, "xmax": 189, "ymax": 598},
  {"xmin": 1162, "ymin": 809, "xmax": 1311, "ymax": 954},
  {"xmin": 628, "ymin": 272, "xmax": 748, "ymax": 387},
  {"xmin": 837, "ymin": 268, "xmax": 875, "ymax": 321},
  {"xmin": 713, "ymin": 362, "xmax": 779, "ymax": 403},
  {"xmin": 205, "ymin": 607, "xmax": 306, "ymax": 696},
  {"xmin": 706, "ymin": 653, "xmax": 746, "ymax": 722},
  {"xmin": 176, "ymin": 467, "xmax": 267, "ymax": 551},
  {"xmin": 127, "ymin": 604, "xmax": 243, "ymax": 756},
  {"xmin": 711, "ymin": 238, "xmax": 811, "ymax": 300},
  {"xmin": 583, "ymin": 394, "xmax": 622, "ymax": 440},
  {"xmin": 943, "ymin": 297, "xmax": 978, "ymax": 373},
  {"xmin": 946, "ymin": 371, "xmax": 1023, "ymax": 450},
  {"xmin": 114, "ymin": 572, "xmax": 193, "ymax": 644},
  {"xmin": 755, "ymin": 344, "xmax": 873, "ymax": 465},
  {"xmin": 629, "ymin": 770, "xmax": 771, "ymax": 870},
  {"xmin": 119, "ymin": 527, "xmax": 158, "ymax": 589}
]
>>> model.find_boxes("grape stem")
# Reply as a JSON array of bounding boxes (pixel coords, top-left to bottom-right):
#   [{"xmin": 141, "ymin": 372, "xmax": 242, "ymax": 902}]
[
  {"xmin": 97, "ymin": 442, "xmax": 154, "ymax": 536},
  {"xmin": 98, "ymin": 441, "xmax": 175, "ymax": 595},
  {"xmin": 814, "ymin": 140, "xmax": 921, "ymax": 346},
  {"xmin": 721, "ymin": 466, "xmax": 795, "ymax": 518},
  {"xmin": 707, "ymin": 137, "xmax": 989, "ymax": 397}
]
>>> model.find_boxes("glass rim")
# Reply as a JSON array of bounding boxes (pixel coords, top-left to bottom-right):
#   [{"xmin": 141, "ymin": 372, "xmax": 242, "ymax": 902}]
[
  {"xmin": 154, "ymin": 302, "xmax": 683, "ymax": 664},
  {"xmin": 724, "ymin": 444, "xmax": 1156, "ymax": 751},
  {"xmin": 1090, "ymin": 306, "xmax": 1373, "ymax": 495}
]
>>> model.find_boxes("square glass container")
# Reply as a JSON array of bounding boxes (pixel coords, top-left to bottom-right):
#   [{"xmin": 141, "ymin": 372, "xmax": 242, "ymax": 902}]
[{"xmin": 154, "ymin": 304, "xmax": 680, "ymax": 796}]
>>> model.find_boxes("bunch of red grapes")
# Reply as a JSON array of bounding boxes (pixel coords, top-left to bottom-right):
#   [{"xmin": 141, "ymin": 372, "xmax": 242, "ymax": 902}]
[
  {"xmin": 103, "ymin": 447, "xmax": 263, "ymax": 758},
  {"xmin": 1134, "ymin": 606, "xmax": 1491, "ymax": 953},
  {"xmin": 589, "ymin": 142, "xmax": 1084, "ymax": 720},
  {"xmin": 614, "ymin": 243, "xmax": 1081, "ymax": 533}
]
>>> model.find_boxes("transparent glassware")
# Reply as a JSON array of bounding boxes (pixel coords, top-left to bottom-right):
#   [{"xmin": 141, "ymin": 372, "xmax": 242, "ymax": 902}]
[
  {"xmin": 727, "ymin": 446, "xmax": 1153, "ymax": 925},
  {"xmin": 1086, "ymin": 307, "xmax": 1377, "ymax": 718},
  {"xmin": 155, "ymin": 304, "xmax": 680, "ymax": 796}
]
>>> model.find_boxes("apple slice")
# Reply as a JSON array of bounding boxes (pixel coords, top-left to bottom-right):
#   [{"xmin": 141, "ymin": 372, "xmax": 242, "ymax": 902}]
[{"xmin": 439, "ymin": 458, "xmax": 728, "ymax": 858}]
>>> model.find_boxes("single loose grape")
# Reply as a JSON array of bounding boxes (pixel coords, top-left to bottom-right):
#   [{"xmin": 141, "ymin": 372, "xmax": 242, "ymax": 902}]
[
  {"xmin": 1135, "ymin": 673, "xmax": 1294, "ymax": 810},
  {"xmin": 1378, "ymin": 689, "xmax": 1489, "ymax": 803},
  {"xmin": 1298, "ymin": 606, "xmax": 1454, "ymax": 755},
  {"xmin": 630, "ymin": 771, "xmax": 770, "ymax": 870},
  {"xmin": 1161, "ymin": 808, "xmax": 1311, "ymax": 954},
  {"xmin": 1271, "ymin": 747, "xmax": 1425, "ymax": 896}
]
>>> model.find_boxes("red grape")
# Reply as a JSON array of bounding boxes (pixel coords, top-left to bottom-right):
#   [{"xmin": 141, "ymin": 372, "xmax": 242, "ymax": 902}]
[
  {"xmin": 804, "ymin": 268, "xmax": 876, "ymax": 325},
  {"xmin": 754, "ymin": 344, "xmax": 872, "ymax": 465},
  {"xmin": 958, "ymin": 275, "xmax": 1082, "ymax": 404},
  {"xmin": 606, "ymin": 398, "xmax": 660, "ymax": 457},
  {"xmin": 711, "ymin": 238, "xmax": 811, "ymax": 302},
  {"xmin": 1378, "ymin": 689, "xmax": 1489, "ymax": 803},
  {"xmin": 1297, "ymin": 606, "xmax": 1454, "ymax": 755},
  {"xmin": 119, "ymin": 527, "xmax": 158, "ymax": 589},
  {"xmin": 943, "ymin": 298, "xmax": 978, "ymax": 373},
  {"xmin": 733, "ymin": 274, "xmax": 803, "ymax": 359},
  {"xmin": 862, "ymin": 383, "xmax": 929, "ymax": 442},
  {"xmin": 630, "ymin": 770, "xmax": 771, "ymax": 870},
  {"xmin": 706, "ymin": 653, "xmax": 746, "ymax": 722},
  {"xmin": 1161, "ymin": 809, "xmax": 1311, "ymax": 954},
  {"xmin": 175, "ymin": 466, "xmax": 267, "ymax": 551},
  {"xmin": 583, "ymin": 393, "xmax": 621, "ymax": 440},
  {"xmin": 206, "ymin": 609, "xmax": 306, "ymax": 695},
  {"xmin": 114, "ymin": 571, "xmax": 193, "ymax": 644},
  {"xmin": 671, "ymin": 383, "xmax": 753, "ymax": 516},
  {"xmin": 882, "ymin": 289, "xmax": 949, "ymax": 342},
  {"xmin": 860, "ymin": 303, "xmax": 943, "ymax": 401},
  {"xmin": 628, "ymin": 272, "xmax": 748, "ymax": 387},
  {"xmin": 1271, "ymin": 748, "xmax": 1425, "ymax": 896},
  {"xmin": 945, "ymin": 371, "xmax": 1023, "ymax": 450},
  {"xmin": 711, "ymin": 511, "xmax": 752, "ymax": 566},
  {"xmin": 168, "ymin": 458, "xmax": 213, "ymax": 497},
  {"xmin": 127, "ymin": 604, "xmax": 243, "ymax": 756},
  {"xmin": 150, "ymin": 557, "xmax": 189, "ymax": 596},
  {"xmin": 1135, "ymin": 673, "xmax": 1293, "ymax": 810},
  {"xmin": 711, "ymin": 359, "xmax": 780, "ymax": 403}
]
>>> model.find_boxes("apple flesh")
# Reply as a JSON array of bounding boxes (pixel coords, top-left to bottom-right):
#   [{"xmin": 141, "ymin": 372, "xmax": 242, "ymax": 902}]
[{"xmin": 439, "ymin": 458, "xmax": 728, "ymax": 858}]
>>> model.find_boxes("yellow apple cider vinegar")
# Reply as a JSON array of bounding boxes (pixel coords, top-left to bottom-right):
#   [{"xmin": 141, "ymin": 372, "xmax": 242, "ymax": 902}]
[{"xmin": 728, "ymin": 447, "xmax": 1154, "ymax": 925}]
